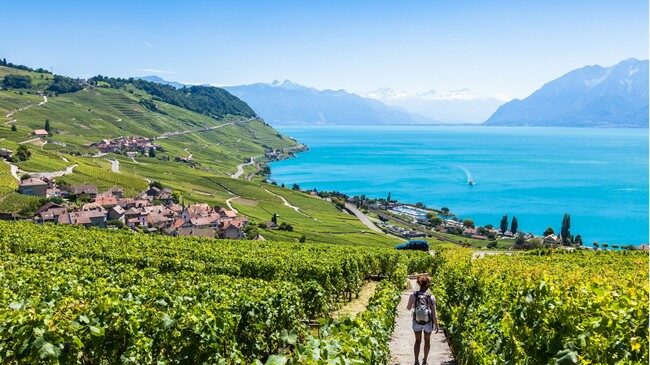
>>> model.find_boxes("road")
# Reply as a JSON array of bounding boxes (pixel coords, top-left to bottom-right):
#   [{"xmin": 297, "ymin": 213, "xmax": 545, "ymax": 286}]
[
  {"xmin": 108, "ymin": 159, "xmax": 120, "ymax": 172},
  {"xmin": 344, "ymin": 203, "xmax": 383, "ymax": 233},
  {"xmin": 230, "ymin": 157, "xmax": 256, "ymax": 179},
  {"xmin": 263, "ymin": 187, "xmax": 309, "ymax": 216},
  {"xmin": 225, "ymin": 196, "xmax": 240, "ymax": 213}
]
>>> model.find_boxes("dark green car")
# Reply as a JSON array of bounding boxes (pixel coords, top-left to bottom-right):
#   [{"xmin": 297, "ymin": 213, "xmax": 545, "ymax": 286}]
[{"xmin": 395, "ymin": 239, "xmax": 429, "ymax": 251}]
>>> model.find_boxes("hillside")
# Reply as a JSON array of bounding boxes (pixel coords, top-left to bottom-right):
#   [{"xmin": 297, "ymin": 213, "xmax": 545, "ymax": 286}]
[
  {"xmin": 484, "ymin": 58, "xmax": 649, "ymax": 127},
  {"xmin": 0, "ymin": 62, "xmax": 395, "ymax": 245},
  {"xmin": 224, "ymin": 80, "xmax": 432, "ymax": 125}
]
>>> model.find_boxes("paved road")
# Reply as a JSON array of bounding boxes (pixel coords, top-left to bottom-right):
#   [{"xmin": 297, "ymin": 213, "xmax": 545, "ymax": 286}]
[
  {"xmin": 231, "ymin": 157, "xmax": 257, "ymax": 179},
  {"xmin": 389, "ymin": 279, "xmax": 455, "ymax": 365},
  {"xmin": 344, "ymin": 203, "xmax": 383, "ymax": 233},
  {"xmin": 108, "ymin": 159, "xmax": 120, "ymax": 172}
]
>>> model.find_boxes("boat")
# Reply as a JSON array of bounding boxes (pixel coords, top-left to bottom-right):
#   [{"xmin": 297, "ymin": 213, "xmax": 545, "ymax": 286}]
[{"xmin": 468, "ymin": 179, "xmax": 475, "ymax": 186}]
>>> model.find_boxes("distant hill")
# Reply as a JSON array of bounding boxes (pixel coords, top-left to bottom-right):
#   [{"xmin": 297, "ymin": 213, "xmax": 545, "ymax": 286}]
[
  {"xmin": 223, "ymin": 80, "xmax": 433, "ymax": 125},
  {"xmin": 484, "ymin": 58, "xmax": 649, "ymax": 127},
  {"xmin": 365, "ymin": 88, "xmax": 507, "ymax": 124},
  {"xmin": 137, "ymin": 75, "xmax": 187, "ymax": 89}
]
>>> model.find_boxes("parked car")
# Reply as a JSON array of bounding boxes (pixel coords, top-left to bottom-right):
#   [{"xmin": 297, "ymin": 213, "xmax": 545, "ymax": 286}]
[{"xmin": 395, "ymin": 239, "xmax": 429, "ymax": 251}]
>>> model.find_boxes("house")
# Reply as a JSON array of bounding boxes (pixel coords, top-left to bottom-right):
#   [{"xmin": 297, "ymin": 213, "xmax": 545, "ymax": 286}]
[
  {"xmin": 68, "ymin": 185, "xmax": 98, "ymax": 199},
  {"xmin": 462, "ymin": 228, "xmax": 479, "ymax": 237},
  {"xmin": 543, "ymin": 234, "xmax": 559, "ymax": 245},
  {"xmin": 58, "ymin": 211, "xmax": 92, "ymax": 226},
  {"xmin": 264, "ymin": 221, "xmax": 279, "ymax": 230},
  {"xmin": 177, "ymin": 227, "xmax": 215, "ymax": 238},
  {"xmin": 33, "ymin": 202, "xmax": 67, "ymax": 223},
  {"xmin": 107, "ymin": 186, "xmax": 124, "ymax": 199},
  {"xmin": 221, "ymin": 219, "xmax": 246, "ymax": 239},
  {"xmin": 94, "ymin": 194, "xmax": 118, "ymax": 208},
  {"xmin": 107, "ymin": 206, "xmax": 125, "ymax": 222},
  {"xmin": 32, "ymin": 129, "xmax": 49, "ymax": 137},
  {"xmin": 19, "ymin": 178, "xmax": 48, "ymax": 196}
]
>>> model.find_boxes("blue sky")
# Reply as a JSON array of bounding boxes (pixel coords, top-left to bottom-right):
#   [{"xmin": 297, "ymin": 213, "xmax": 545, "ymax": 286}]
[{"xmin": 1, "ymin": 0, "xmax": 647, "ymax": 98}]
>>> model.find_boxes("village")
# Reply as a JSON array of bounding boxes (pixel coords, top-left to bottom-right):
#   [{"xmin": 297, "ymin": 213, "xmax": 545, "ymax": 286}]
[{"xmin": 15, "ymin": 176, "xmax": 249, "ymax": 239}]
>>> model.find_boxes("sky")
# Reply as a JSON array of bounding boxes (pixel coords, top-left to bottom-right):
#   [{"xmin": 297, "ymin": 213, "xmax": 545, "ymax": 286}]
[{"xmin": 0, "ymin": 0, "xmax": 647, "ymax": 99}]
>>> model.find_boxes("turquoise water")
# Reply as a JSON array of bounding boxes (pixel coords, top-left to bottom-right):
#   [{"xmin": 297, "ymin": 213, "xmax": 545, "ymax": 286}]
[{"xmin": 270, "ymin": 126, "xmax": 649, "ymax": 245}]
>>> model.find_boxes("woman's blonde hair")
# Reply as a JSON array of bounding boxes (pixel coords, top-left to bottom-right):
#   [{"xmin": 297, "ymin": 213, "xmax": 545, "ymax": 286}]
[{"xmin": 416, "ymin": 274, "xmax": 431, "ymax": 290}]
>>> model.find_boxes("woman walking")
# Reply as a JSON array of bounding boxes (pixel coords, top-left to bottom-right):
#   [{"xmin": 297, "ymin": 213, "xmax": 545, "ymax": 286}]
[{"xmin": 407, "ymin": 274, "xmax": 439, "ymax": 365}]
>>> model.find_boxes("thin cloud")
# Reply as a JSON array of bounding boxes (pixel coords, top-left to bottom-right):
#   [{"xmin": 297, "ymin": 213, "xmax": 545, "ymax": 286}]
[
  {"xmin": 143, "ymin": 41, "xmax": 154, "ymax": 48},
  {"xmin": 135, "ymin": 68, "xmax": 178, "ymax": 75}
]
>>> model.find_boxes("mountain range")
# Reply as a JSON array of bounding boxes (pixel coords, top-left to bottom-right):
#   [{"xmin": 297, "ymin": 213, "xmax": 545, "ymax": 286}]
[
  {"xmin": 364, "ymin": 88, "xmax": 508, "ymax": 124},
  {"xmin": 223, "ymin": 80, "xmax": 432, "ymax": 125},
  {"xmin": 483, "ymin": 58, "xmax": 649, "ymax": 127}
]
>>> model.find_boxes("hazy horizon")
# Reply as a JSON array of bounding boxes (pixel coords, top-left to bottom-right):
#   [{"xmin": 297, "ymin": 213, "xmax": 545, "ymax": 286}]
[{"xmin": 1, "ymin": 1, "xmax": 648, "ymax": 100}]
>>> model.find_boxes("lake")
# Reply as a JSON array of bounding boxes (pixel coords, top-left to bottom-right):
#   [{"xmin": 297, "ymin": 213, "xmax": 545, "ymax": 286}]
[{"xmin": 270, "ymin": 126, "xmax": 649, "ymax": 245}]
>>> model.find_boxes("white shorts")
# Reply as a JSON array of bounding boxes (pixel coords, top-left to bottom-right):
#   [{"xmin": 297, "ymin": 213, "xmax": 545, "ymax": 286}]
[{"xmin": 412, "ymin": 320, "xmax": 433, "ymax": 333}]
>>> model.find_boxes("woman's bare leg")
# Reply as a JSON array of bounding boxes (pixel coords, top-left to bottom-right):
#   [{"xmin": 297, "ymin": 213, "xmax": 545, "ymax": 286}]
[
  {"xmin": 423, "ymin": 331, "xmax": 432, "ymax": 363},
  {"xmin": 414, "ymin": 331, "xmax": 422, "ymax": 363}
]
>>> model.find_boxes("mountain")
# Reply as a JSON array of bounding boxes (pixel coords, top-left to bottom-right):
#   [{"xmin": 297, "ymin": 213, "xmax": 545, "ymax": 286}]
[
  {"xmin": 137, "ymin": 75, "xmax": 187, "ymax": 89},
  {"xmin": 365, "ymin": 88, "xmax": 508, "ymax": 124},
  {"xmin": 483, "ymin": 58, "xmax": 649, "ymax": 127},
  {"xmin": 223, "ymin": 80, "xmax": 432, "ymax": 125}
]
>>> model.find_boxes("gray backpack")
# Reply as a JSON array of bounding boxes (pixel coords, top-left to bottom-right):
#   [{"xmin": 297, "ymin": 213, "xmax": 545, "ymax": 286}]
[{"xmin": 413, "ymin": 291, "xmax": 432, "ymax": 324}]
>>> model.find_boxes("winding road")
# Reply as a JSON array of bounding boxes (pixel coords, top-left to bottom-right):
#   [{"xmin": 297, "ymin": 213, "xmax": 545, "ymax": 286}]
[
  {"xmin": 344, "ymin": 203, "xmax": 383, "ymax": 233},
  {"xmin": 108, "ymin": 159, "xmax": 120, "ymax": 172},
  {"xmin": 263, "ymin": 187, "xmax": 308, "ymax": 216},
  {"xmin": 230, "ymin": 157, "xmax": 257, "ymax": 179}
]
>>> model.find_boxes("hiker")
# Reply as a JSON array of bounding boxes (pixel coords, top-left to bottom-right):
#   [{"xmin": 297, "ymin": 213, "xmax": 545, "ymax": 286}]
[{"xmin": 407, "ymin": 274, "xmax": 439, "ymax": 365}]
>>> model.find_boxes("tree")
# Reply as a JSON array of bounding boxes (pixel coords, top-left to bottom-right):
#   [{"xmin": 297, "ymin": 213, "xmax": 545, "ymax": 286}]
[
  {"xmin": 560, "ymin": 214, "xmax": 571, "ymax": 245},
  {"xmin": 386, "ymin": 192, "xmax": 391, "ymax": 203},
  {"xmin": 14, "ymin": 145, "xmax": 31, "ymax": 162},
  {"xmin": 299, "ymin": 234, "xmax": 306, "ymax": 243},
  {"xmin": 602, "ymin": 243, "xmax": 609, "ymax": 249},
  {"xmin": 592, "ymin": 241, "xmax": 599, "ymax": 249},
  {"xmin": 463, "ymin": 219, "xmax": 475, "ymax": 228},
  {"xmin": 271, "ymin": 214, "xmax": 277, "ymax": 225},
  {"xmin": 440, "ymin": 207, "xmax": 450, "ymax": 215},
  {"xmin": 291, "ymin": 183, "xmax": 300, "ymax": 191},
  {"xmin": 510, "ymin": 216, "xmax": 518, "ymax": 234},
  {"xmin": 543, "ymin": 226, "xmax": 555, "ymax": 236},
  {"xmin": 484, "ymin": 224, "xmax": 493, "ymax": 230},
  {"xmin": 514, "ymin": 233, "xmax": 526, "ymax": 247},
  {"xmin": 574, "ymin": 234, "xmax": 583, "ymax": 246},
  {"xmin": 148, "ymin": 147, "xmax": 156, "ymax": 158},
  {"xmin": 500, "ymin": 215, "xmax": 508, "ymax": 233},
  {"xmin": 10, "ymin": 124, "xmax": 17, "ymax": 132},
  {"xmin": 2, "ymin": 75, "xmax": 32, "ymax": 89},
  {"xmin": 149, "ymin": 180, "xmax": 164, "ymax": 190},
  {"xmin": 44, "ymin": 119, "xmax": 50, "ymax": 132}
]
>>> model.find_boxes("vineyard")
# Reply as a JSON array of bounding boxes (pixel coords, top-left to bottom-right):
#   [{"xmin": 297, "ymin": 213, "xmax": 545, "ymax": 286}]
[
  {"xmin": 430, "ymin": 245, "xmax": 649, "ymax": 364},
  {"xmin": 0, "ymin": 221, "xmax": 435, "ymax": 364}
]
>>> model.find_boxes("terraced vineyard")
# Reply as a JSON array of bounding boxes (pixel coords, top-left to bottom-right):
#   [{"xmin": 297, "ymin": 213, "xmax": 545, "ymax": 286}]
[
  {"xmin": 0, "ymin": 221, "xmax": 435, "ymax": 364},
  {"xmin": 430, "ymin": 245, "xmax": 649, "ymax": 364}
]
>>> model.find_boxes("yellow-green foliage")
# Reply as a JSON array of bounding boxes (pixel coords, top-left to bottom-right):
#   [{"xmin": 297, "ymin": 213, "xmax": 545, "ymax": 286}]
[{"xmin": 431, "ymin": 246, "xmax": 648, "ymax": 364}]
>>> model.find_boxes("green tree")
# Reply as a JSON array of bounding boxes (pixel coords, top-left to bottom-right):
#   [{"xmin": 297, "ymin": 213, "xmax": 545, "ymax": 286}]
[
  {"xmin": 560, "ymin": 214, "xmax": 571, "ymax": 245},
  {"xmin": 10, "ymin": 124, "xmax": 17, "ymax": 132},
  {"xmin": 510, "ymin": 216, "xmax": 518, "ymax": 234},
  {"xmin": 271, "ymin": 214, "xmax": 277, "ymax": 225},
  {"xmin": 44, "ymin": 119, "xmax": 50, "ymax": 132},
  {"xmin": 440, "ymin": 207, "xmax": 450, "ymax": 215},
  {"xmin": 500, "ymin": 215, "xmax": 508, "ymax": 234},
  {"xmin": 299, "ymin": 234, "xmax": 306, "ymax": 243},
  {"xmin": 148, "ymin": 147, "xmax": 156, "ymax": 158},
  {"xmin": 463, "ymin": 219, "xmax": 474, "ymax": 228},
  {"xmin": 291, "ymin": 183, "xmax": 300, "ymax": 191},
  {"xmin": 592, "ymin": 241, "xmax": 599, "ymax": 249},
  {"xmin": 14, "ymin": 145, "xmax": 31, "ymax": 161},
  {"xmin": 543, "ymin": 226, "xmax": 555, "ymax": 236},
  {"xmin": 386, "ymin": 192, "xmax": 391, "ymax": 203},
  {"xmin": 574, "ymin": 235, "xmax": 583, "ymax": 246}
]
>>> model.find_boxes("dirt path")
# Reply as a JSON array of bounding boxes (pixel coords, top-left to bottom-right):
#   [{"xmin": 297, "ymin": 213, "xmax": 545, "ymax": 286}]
[
  {"xmin": 344, "ymin": 203, "xmax": 383, "ymax": 233},
  {"xmin": 183, "ymin": 148, "xmax": 193, "ymax": 160},
  {"xmin": 130, "ymin": 156, "xmax": 146, "ymax": 165},
  {"xmin": 263, "ymin": 186, "xmax": 310, "ymax": 217},
  {"xmin": 30, "ymin": 164, "xmax": 78, "ymax": 179},
  {"xmin": 389, "ymin": 279, "xmax": 455, "ymax": 365},
  {"xmin": 156, "ymin": 121, "xmax": 235, "ymax": 139},
  {"xmin": 6, "ymin": 95, "xmax": 47, "ymax": 119}
]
